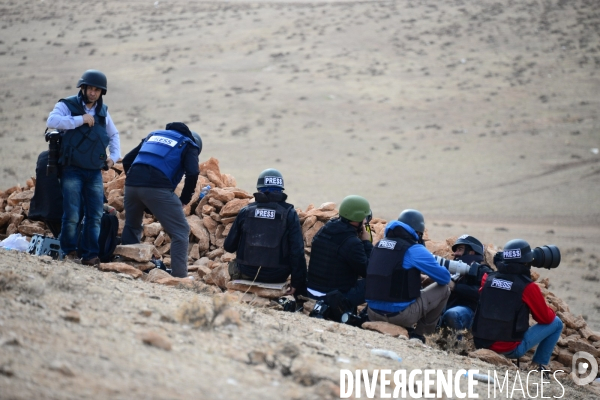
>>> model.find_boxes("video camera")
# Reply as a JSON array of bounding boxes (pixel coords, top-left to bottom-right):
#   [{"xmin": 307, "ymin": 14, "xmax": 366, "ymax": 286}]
[{"xmin": 45, "ymin": 129, "xmax": 61, "ymax": 176}]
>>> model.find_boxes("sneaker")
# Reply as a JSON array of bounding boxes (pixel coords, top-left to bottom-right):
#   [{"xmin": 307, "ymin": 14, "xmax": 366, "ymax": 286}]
[
  {"xmin": 408, "ymin": 330, "xmax": 426, "ymax": 344},
  {"xmin": 532, "ymin": 364, "xmax": 551, "ymax": 379},
  {"xmin": 63, "ymin": 251, "xmax": 81, "ymax": 264},
  {"xmin": 81, "ymin": 257, "xmax": 100, "ymax": 266}
]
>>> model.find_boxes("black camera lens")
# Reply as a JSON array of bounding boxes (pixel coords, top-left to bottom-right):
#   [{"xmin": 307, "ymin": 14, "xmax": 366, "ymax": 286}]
[{"xmin": 531, "ymin": 245, "xmax": 561, "ymax": 269}]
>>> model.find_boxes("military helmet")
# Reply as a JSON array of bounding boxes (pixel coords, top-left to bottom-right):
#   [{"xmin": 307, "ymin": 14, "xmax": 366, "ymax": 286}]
[
  {"xmin": 77, "ymin": 69, "xmax": 107, "ymax": 94},
  {"xmin": 339, "ymin": 195, "xmax": 371, "ymax": 223},
  {"xmin": 397, "ymin": 209, "xmax": 425, "ymax": 233},
  {"xmin": 452, "ymin": 234, "xmax": 484, "ymax": 256},
  {"xmin": 502, "ymin": 239, "xmax": 534, "ymax": 264},
  {"xmin": 191, "ymin": 131, "xmax": 203, "ymax": 152},
  {"xmin": 256, "ymin": 168, "xmax": 284, "ymax": 190}
]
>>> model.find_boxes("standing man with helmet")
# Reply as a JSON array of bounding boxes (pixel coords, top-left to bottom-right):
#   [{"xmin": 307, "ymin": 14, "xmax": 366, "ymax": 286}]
[
  {"xmin": 224, "ymin": 168, "xmax": 306, "ymax": 297},
  {"xmin": 365, "ymin": 209, "xmax": 451, "ymax": 343},
  {"xmin": 46, "ymin": 69, "xmax": 121, "ymax": 266},
  {"xmin": 121, "ymin": 122, "xmax": 201, "ymax": 278},
  {"xmin": 306, "ymin": 195, "xmax": 373, "ymax": 311},
  {"xmin": 472, "ymin": 239, "xmax": 563, "ymax": 372},
  {"xmin": 439, "ymin": 235, "xmax": 493, "ymax": 332}
]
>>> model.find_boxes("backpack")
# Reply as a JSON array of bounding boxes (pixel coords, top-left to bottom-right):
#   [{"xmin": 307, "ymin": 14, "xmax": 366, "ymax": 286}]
[{"xmin": 98, "ymin": 211, "xmax": 120, "ymax": 263}]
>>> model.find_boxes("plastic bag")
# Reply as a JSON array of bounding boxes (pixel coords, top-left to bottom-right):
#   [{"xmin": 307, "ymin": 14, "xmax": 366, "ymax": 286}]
[{"xmin": 0, "ymin": 233, "xmax": 30, "ymax": 252}]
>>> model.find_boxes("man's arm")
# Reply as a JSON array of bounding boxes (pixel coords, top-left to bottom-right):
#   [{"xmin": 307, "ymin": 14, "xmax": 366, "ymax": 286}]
[
  {"xmin": 223, "ymin": 212, "xmax": 244, "ymax": 253},
  {"xmin": 287, "ymin": 210, "xmax": 307, "ymax": 295},
  {"xmin": 121, "ymin": 141, "xmax": 143, "ymax": 175},
  {"xmin": 179, "ymin": 147, "xmax": 200, "ymax": 205},
  {"xmin": 47, "ymin": 102, "xmax": 85, "ymax": 130},
  {"xmin": 105, "ymin": 111, "xmax": 121, "ymax": 163},
  {"xmin": 339, "ymin": 237, "xmax": 373, "ymax": 278},
  {"xmin": 522, "ymin": 283, "xmax": 556, "ymax": 324},
  {"xmin": 406, "ymin": 245, "xmax": 451, "ymax": 285}
]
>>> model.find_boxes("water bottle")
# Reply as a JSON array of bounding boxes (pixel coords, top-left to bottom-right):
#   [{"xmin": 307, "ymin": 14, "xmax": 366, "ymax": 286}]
[{"xmin": 199, "ymin": 185, "xmax": 211, "ymax": 200}]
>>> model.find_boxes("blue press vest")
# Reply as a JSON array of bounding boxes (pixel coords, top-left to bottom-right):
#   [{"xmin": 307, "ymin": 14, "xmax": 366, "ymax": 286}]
[
  {"xmin": 59, "ymin": 95, "xmax": 109, "ymax": 170},
  {"xmin": 132, "ymin": 130, "xmax": 199, "ymax": 189}
]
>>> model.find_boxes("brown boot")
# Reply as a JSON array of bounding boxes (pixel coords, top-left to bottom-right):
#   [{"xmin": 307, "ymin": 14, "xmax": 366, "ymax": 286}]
[{"xmin": 63, "ymin": 251, "xmax": 81, "ymax": 264}]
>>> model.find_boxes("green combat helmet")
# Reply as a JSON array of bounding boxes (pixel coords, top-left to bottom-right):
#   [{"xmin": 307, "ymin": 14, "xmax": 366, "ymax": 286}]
[
  {"xmin": 339, "ymin": 195, "xmax": 371, "ymax": 222},
  {"xmin": 256, "ymin": 168, "xmax": 284, "ymax": 190}
]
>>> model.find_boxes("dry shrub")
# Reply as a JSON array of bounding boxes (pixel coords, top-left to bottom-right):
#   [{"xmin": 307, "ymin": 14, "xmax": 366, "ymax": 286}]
[
  {"xmin": 176, "ymin": 296, "xmax": 212, "ymax": 328},
  {"xmin": 0, "ymin": 270, "xmax": 20, "ymax": 291},
  {"xmin": 428, "ymin": 328, "xmax": 475, "ymax": 356}
]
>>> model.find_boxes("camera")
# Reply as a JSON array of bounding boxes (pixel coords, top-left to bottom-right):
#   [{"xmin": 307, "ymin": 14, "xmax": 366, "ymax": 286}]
[
  {"xmin": 277, "ymin": 297, "xmax": 298, "ymax": 312},
  {"xmin": 309, "ymin": 300, "xmax": 329, "ymax": 319},
  {"xmin": 433, "ymin": 255, "xmax": 470, "ymax": 276},
  {"xmin": 340, "ymin": 311, "xmax": 368, "ymax": 327},
  {"xmin": 45, "ymin": 129, "xmax": 61, "ymax": 176},
  {"xmin": 531, "ymin": 245, "xmax": 561, "ymax": 269}
]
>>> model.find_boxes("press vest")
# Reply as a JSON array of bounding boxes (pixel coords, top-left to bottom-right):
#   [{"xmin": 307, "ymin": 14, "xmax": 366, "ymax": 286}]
[
  {"xmin": 236, "ymin": 201, "xmax": 289, "ymax": 269},
  {"xmin": 59, "ymin": 95, "xmax": 109, "ymax": 170},
  {"xmin": 307, "ymin": 219, "xmax": 359, "ymax": 293},
  {"xmin": 365, "ymin": 237, "xmax": 421, "ymax": 302},
  {"xmin": 132, "ymin": 130, "xmax": 199, "ymax": 189},
  {"xmin": 472, "ymin": 268, "xmax": 531, "ymax": 344}
]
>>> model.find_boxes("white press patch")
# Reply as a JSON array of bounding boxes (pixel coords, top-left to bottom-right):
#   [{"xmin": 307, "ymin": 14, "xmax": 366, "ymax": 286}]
[
  {"xmin": 459, "ymin": 234, "xmax": 469, "ymax": 239},
  {"xmin": 491, "ymin": 278, "xmax": 513, "ymax": 290},
  {"xmin": 147, "ymin": 136, "xmax": 177, "ymax": 147},
  {"xmin": 264, "ymin": 176, "xmax": 284, "ymax": 186},
  {"xmin": 378, "ymin": 239, "xmax": 397, "ymax": 250},
  {"xmin": 503, "ymin": 249, "xmax": 522, "ymax": 259},
  {"xmin": 254, "ymin": 208, "xmax": 276, "ymax": 219}
]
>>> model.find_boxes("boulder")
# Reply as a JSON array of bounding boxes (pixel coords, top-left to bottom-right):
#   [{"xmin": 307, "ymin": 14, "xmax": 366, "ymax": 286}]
[
  {"xmin": 226, "ymin": 281, "xmax": 289, "ymax": 299},
  {"xmin": 7, "ymin": 190, "xmax": 34, "ymax": 206},
  {"xmin": 113, "ymin": 244, "xmax": 155, "ymax": 262},
  {"xmin": 187, "ymin": 215, "xmax": 210, "ymax": 251},
  {"xmin": 98, "ymin": 262, "xmax": 143, "ymax": 279},
  {"xmin": 209, "ymin": 187, "xmax": 235, "ymax": 203},
  {"xmin": 145, "ymin": 268, "xmax": 172, "ymax": 283},
  {"xmin": 219, "ymin": 198, "xmax": 251, "ymax": 217},
  {"xmin": 362, "ymin": 322, "xmax": 409, "ymax": 338},
  {"xmin": 204, "ymin": 263, "xmax": 230, "ymax": 289},
  {"xmin": 468, "ymin": 349, "xmax": 514, "ymax": 367},
  {"xmin": 143, "ymin": 222, "xmax": 162, "ymax": 238}
]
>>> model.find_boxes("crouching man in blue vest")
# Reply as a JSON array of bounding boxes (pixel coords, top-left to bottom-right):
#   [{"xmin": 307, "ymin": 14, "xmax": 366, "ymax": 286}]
[
  {"xmin": 365, "ymin": 209, "xmax": 451, "ymax": 343},
  {"xmin": 121, "ymin": 122, "xmax": 201, "ymax": 278},
  {"xmin": 46, "ymin": 69, "xmax": 121, "ymax": 266},
  {"xmin": 224, "ymin": 169, "xmax": 307, "ymax": 297}
]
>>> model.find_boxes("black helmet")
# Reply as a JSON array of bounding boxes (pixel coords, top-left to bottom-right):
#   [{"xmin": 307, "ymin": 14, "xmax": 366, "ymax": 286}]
[
  {"xmin": 452, "ymin": 234, "xmax": 484, "ymax": 256},
  {"xmin": 191, "ymin": 131, "xmax": 202, "ymax": 152},
  {"xmin": 77, "ymin": 69, "xmax": 107, "ymax": 94},
  {"xmin": 256, "ymin": 168, "xmax": 284, "ymax": 190},
  {"xmin": 502, "ymin": 239, "xmax": 533, "ymax": 264},
  {"xmin": 398, "ymin": 209, "xmax": 425, "ymax": 234}
]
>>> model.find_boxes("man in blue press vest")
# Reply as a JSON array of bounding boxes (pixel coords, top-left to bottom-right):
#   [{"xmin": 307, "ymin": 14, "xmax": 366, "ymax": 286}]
[
  {"xmin": 121, "ymin": 122, "xmax": 201, "ymax": 278},
  {"xmin": 46, "ymin": 69, "xmax": 121, "ymax": 266}
]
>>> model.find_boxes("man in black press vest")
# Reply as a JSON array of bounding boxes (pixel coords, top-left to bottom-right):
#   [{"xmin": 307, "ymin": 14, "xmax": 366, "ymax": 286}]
[
  {"xmin": 46, "ymin": 70, "xmax": 121, "ymax": 266},
  {"xmin": 472, "ymin": 239, "xmax": 563, "ymax": 372},
  {"xmin": 224, "ymin": 169, "xmax": 307, "ymax": 297}
]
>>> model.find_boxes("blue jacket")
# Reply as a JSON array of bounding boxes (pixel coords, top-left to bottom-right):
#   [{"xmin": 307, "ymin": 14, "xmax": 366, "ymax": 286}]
[{"xmin": 366, "ymin": 220, "xmax": 450, "ymax": 312}]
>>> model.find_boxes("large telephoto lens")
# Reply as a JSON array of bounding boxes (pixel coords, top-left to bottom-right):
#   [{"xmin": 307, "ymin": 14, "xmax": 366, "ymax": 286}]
[{"xmin": 531, "ymin": 245, "xmax": 561, "ymax": 269}]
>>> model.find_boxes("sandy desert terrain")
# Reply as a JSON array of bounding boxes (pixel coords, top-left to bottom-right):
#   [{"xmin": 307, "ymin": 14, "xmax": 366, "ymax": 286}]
[{"xmin": 0, "ymin": 0, "xmax": 599, "ymax": 398}]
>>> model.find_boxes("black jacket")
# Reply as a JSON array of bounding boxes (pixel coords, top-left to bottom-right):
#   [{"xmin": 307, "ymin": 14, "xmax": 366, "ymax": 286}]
[
  {"xmin": 307, "ymin": 218, "xmax": 373, "ymax": 293},
  {"xmin": 224, "ymin": 191, "xmax": 307, "ymax": 294},
  {"xmin": 446, "ymin": 255, "xmax": 494, "ymax": 312}
]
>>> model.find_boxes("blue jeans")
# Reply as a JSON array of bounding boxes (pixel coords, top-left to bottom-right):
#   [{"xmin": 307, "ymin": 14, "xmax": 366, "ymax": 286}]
[
  {"xmin": 60, "ymin": 166, "xmax": 104, "ymax": 260},
  {"xmin": 441, "ymin": 306, "xmax": 474, "ymax": 330},
  {"xmin": 502, "ymin": 316, "xmax": 563, "ymax": 365}
]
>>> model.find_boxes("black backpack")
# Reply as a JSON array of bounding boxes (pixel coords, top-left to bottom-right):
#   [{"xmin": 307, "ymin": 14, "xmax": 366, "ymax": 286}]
[{"xmin": 98, "ymin": 211, "xmax": 120, "ymax": 263}]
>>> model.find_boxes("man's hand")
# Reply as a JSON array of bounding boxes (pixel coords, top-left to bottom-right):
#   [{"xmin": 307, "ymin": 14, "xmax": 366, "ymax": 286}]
[
  {"xmin": 285, "ymin": 286, "xmax": 296, "ymax": 296},
  {"xmin": 448, "ymin": 280, "xmax": 456, "ymax": 290},
  {"xmin": 106, "ymin": 159, "xmax": 114, "ymax": 169},
  {"xmin": 82, "ymin": 114, "xmax": 95, "ymax": 126},
  {"xmin": 359, "ymin": 225, "xmax": 370, "ymax": 241}
]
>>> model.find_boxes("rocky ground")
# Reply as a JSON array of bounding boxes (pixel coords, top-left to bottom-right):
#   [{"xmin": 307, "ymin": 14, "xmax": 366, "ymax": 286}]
[{"xmin": 1, "ymin": 248, "xmax": 599, "ymax": 400}]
